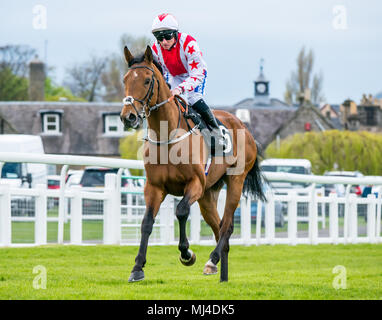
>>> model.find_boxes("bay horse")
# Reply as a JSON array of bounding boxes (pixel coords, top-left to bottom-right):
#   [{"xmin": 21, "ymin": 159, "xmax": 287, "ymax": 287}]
[{"xmin": 120, "ymin": 45, "xmax": 265, "ymax": 282}]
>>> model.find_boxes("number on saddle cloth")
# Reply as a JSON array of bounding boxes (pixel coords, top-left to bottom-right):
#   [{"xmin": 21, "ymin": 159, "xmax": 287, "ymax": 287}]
[{"xmin": 184, "ymin": 106, "xmax": 232, "ymax": 159}]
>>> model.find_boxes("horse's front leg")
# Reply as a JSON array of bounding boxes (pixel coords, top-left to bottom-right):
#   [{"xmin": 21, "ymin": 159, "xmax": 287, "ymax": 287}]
[
  {"xmin": 177, "ymin": 177, "xmax": 203, "ymax": 266},
  {"xmin": 128, "ymin": 184, "xmax": 165, "ymax": 282}
]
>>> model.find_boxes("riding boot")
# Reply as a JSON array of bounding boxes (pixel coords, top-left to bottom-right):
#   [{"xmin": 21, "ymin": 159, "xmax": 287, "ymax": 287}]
[{"xmin": 191, "ymin": 99, "xmax": 225, "ymax": 147}]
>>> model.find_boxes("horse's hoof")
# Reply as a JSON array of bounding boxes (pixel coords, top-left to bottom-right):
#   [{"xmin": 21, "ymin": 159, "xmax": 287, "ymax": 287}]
[
  {"xmin": 128, "ymin": 270, "xmax": 145, "ymax": 282},
  {"xmin": 203, "ymin": 259, "xmax": 218, "ymax": 275},
  {"xmin": 179, "ymin": 249, "xmax": 196, "ymax": 266}
]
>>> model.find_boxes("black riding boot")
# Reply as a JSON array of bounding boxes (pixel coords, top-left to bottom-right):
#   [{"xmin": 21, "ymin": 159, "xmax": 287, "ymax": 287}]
[{"xmin": 191, "ymin": 99, "xmax": 225, "ymax": 146}]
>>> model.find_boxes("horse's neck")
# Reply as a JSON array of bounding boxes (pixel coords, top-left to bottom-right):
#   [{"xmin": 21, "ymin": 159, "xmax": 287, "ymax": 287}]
[{"xmin": 146, "ymin": 80, "xmax": 179, "ymax": 139}]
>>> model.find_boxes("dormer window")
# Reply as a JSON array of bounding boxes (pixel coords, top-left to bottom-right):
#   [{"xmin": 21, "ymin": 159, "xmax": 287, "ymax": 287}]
[
  {"xmin": 40, "ymin": 110, "xmax": 63, "ymax": 135},
  {"xmin": 103, "ymin": 113, "xmax": 129, "ymax": 136}
]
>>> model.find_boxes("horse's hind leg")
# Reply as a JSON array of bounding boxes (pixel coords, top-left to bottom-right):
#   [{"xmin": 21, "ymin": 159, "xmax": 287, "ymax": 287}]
[
  {"xmin": 198, "ymin": 187, "xmax": 222, "ymax": 243},
  {"xmin": 128, "ymin": 184, "xmax": 165, "ymax": 282},
  {"xmin": 197, "ymin": 187, "xmax": 222, "ymax": 275},
  {"xmin": 177, "ymin": 177, "xmax": 203, "ymax": 266},
  {"xmin": 206, "ymin": 176, "xmax": 245, "ymax": 282}
]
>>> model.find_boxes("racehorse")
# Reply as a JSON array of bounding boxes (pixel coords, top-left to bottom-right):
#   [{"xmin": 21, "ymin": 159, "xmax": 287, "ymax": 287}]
[{"xmin": 120, "ymin": 45, "xmax": 265, "ymax": 282}]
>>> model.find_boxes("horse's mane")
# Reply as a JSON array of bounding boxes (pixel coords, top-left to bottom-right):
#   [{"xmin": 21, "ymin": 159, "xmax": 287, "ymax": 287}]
[{"xmin": 128, "ymin": 53, "xmax": 164, "ymax": 76}]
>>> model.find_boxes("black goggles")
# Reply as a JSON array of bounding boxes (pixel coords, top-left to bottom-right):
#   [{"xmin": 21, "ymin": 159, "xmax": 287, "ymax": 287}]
[{"xmin": 153, "ymin": 30, "xmax": 176, "ymax": 42}]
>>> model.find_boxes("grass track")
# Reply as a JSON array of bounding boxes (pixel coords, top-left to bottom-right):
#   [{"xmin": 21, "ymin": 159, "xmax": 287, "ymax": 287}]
[{"xmin": 0, "ymin": 244, "xmax": 381, "ymax": 300}]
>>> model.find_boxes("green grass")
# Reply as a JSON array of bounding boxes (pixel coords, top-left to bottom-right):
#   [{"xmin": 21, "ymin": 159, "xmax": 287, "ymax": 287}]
[{"xmin": 0, "ymin": 244, "xmax": 381, "ymax": 300}]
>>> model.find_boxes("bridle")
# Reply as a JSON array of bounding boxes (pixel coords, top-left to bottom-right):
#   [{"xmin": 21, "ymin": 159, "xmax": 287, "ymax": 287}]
[
  {"xmin": 123, "ymin": 65, "xmax": 171, "ymax": 120},
  {"xmin": 122, "ymin": 64, "xmax": 199, "ymax": 145}
]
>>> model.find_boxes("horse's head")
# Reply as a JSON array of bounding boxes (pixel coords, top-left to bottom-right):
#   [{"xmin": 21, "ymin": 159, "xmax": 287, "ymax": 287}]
[{"xmin": 120, "ymin": 46, "xmax": 157, "ymax": 130}]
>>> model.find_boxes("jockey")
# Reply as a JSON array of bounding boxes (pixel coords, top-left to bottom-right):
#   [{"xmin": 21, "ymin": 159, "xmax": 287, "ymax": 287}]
[{"xmin": 151, "ymin": 13, "xmax": 225, "ymax": 147}]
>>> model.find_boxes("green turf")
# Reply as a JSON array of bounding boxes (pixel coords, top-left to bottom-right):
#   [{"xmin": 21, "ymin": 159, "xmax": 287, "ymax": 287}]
[{"xmin": 0, "ymin": 244, "xmax": 381, "ymax": 300}]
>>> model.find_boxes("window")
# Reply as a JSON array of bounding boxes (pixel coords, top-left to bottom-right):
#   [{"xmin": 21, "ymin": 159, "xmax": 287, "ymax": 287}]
[
  {"xmin": 104, "ymin": 114, "xmax": 128, "ymax": 135},
  {"xmin": 366, "ymin": 108, "xmax": 376, "ymax": 126},
  {"xmin": 40, "ymin": 111, "xmax": 62, "ymax": 134}
]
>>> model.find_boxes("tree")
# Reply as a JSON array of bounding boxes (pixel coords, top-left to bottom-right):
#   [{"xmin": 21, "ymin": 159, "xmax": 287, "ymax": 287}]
[
  {"xmin": 119, "ymin": 129, "xmax": 145, "ymax": 176},
  {"xmin": 0, "ymin": 44, "xmax": 36, "ymax": 77},
  {"xmin": 44, "ymin": 77, "xmax": 86, "ymax": 102},
  {"xmin": 101, "ymin": 34, "xmax": 151, "ymax": 102},
  {"xmin": 119, "ymin": 33, "xmax": 151, "ymax": 57},
  {"xmin": 0, "ymin": 67, "xmax": 29, "ymax": 101},
  {"xmin": 265, "ymin": 130, "xmax": 382, "ymax": 175},
  {"xmin": 64, "ymin": 55, "xmax": 108, "ymax": 102},
  {"xmin": 0, "ymin": 44, "xmax": 37, "ymax": 101},
  {"xmin": 284, "ymin": 47, "xmax": 325, "ymax": 106}
]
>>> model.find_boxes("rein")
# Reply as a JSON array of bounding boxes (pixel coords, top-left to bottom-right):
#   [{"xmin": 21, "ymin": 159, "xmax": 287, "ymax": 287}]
[{"xmin": 123, "ymin": 65, "xmax": 198, "ymax": 145}]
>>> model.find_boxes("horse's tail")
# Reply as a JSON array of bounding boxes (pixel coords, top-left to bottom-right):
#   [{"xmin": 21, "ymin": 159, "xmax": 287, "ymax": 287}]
[{"xmin": 242, "ymin": 141, "xmax": 267, "ymax": 202}]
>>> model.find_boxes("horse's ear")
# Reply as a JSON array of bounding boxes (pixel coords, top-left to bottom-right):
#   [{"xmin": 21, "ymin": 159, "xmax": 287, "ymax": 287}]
[
  {"xmin": 124, "ymin": 46, "xmax": 134, "ymax": 64},
  {"xmin": 144, "ymin": 45, "xmax": 153, "ymax": 63}
]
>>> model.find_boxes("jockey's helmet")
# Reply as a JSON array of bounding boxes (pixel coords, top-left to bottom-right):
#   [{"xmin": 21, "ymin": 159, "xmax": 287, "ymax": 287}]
[{"xmin": 152, "ymin": 13, "xmax": 178, "ymax": 33}]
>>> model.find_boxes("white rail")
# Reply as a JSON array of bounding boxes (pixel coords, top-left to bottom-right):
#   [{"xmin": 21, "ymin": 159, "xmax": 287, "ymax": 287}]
[{"xmin": 0, "ymin": 152, "xmax": 381, "ymax": 247}]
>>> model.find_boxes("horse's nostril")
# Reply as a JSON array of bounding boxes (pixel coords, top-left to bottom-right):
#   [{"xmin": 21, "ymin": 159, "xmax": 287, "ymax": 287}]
[{"xmin": 128, "ymin": 113, "xmax": 137, "ymax": 122}]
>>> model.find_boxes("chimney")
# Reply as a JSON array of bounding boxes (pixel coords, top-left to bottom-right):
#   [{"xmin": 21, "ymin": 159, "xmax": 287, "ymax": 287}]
[{"xmin": 28, "ymin": 55, "xmax": 46, "ymax": 101}]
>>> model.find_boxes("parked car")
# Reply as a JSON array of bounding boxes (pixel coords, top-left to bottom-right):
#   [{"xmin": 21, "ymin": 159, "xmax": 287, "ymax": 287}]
[
  {"xmin": 234, "ymin": 183, "xmax": 285, "ymax": 227},
  {"xmin": 78, "ymin": 167, "xmax": 133, "ymax": 215},
  {"xmin": 79, "ymin": 167, "xmax": 133, "ymax": 188},
  {"xmin": 260, "ymin": 158, "xmax": 313, "ymax": 218},
  {"xmin": 260, "ymin": 158, "xmax": 312, "ymax": 189},
  {"xmin": 65, "ymin": 170, "xmax": 83, "ymax": 188},
  {"xmin": 323, "ymin": 171, "xmax": 364, "ymax": 197}
]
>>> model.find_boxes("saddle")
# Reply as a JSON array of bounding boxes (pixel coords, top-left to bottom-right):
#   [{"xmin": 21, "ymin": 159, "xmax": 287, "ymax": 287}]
[{"xmin": 175, "ymin": 97, "xmax": 233, "ymax": 159}]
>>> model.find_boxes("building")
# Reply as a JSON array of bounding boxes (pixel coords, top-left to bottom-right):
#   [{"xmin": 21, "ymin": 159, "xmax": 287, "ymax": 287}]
[
  {"xmin": 340, "ymin": 95, "xmax": 382, "ymax": 132},
  {"xmin": 0, "ymin": 101, "xmax": 131, "ymax": 156}
]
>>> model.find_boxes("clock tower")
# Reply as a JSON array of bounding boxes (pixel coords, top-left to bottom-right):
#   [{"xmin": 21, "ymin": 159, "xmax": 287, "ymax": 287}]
[{"xmin": 254, "ymin": 58, "xmax": 270, "ymax": 105}]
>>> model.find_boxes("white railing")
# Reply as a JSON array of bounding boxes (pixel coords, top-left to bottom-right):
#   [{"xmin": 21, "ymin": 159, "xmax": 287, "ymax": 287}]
[{"xmin": 0, "ymin": 152, "xmax": 381, "ymax": 247}]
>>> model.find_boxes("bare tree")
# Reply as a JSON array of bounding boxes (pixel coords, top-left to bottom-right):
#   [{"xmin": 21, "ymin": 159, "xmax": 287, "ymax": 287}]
[
  {"xmin": 284, "ymin": 47, "xmax": 325, "ymax": 105},
  {"xmin": 0, "ymin": 45, "xmax": 37, "ymax": 77},
  {"xmin": 100, "ymin": 33, "xmax": 151, "ymax": 102},
  {"xmin": 64, "ymin": 55, "xmax": 108, "ymax": 102}
]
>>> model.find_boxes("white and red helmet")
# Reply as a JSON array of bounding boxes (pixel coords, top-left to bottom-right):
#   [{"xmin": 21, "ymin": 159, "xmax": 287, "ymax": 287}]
[{"xmin": 151, "ymin": 13, "xmax": 179, "ymax": 33}]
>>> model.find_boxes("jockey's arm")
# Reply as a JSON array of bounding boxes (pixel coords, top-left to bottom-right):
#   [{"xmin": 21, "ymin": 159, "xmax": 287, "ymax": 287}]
[{"xmin": 176, "ymin": 39, "xmax": 207, "ymax": 95}]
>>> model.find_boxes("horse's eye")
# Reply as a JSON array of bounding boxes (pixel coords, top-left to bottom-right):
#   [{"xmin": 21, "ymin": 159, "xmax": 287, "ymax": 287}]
[{"xmin": 144, "ymin": 78, "xmax": 151, "ymax": 86}]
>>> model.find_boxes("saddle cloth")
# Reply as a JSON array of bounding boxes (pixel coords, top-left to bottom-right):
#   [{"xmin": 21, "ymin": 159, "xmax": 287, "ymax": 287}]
[{"xmin": 184, "ymin": 105, "xmax": 233, "ymax": 158}]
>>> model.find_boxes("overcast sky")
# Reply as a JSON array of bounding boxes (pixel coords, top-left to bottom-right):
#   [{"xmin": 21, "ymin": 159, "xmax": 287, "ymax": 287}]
[{"xmin": 1, "ymin": 0, "xmax": 381, "ymax": 106}]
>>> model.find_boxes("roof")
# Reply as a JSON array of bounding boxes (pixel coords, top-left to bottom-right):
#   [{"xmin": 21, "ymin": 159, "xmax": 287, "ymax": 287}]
[
  {"xmin": 0, "ymin": 102, "xmax": 124, "ymax": 156},
  {"xmin": 274, "ymin": 104, "xmax": 335, "ymax": 137}
]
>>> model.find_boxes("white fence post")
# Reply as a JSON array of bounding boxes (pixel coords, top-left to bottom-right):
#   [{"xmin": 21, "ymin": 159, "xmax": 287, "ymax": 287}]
[
  {"xmin": 288, "ymin": 191, "xmax": 297, "ymax": 245},
  {"xmin": 70, "ymin": 185, "xmax": 82, "ymax": 245},
  {"xmin": 159, "ymin": 195, "xmax": 174, "ymax": 245},
  {"xmin": 240, "ymin": 195, "xmax": 251, "ymax": 245},
  {"xmin": 366, "ymin": 194, "xmax": 376, "ymax": 244},
  {"xmin": 348, "ymin": 194, "xmax": 358, "ymax": 243},
  {"xmin": 256, "ymin": 200, "xmax": 263, "ymax": 246},
  {"xmin": 0, "ymin": 184, "xmax": 11, "ymax": 246},
  {"xmin": 190, "ymin": 202, "xmax": 200, "ymax": 244},
  {"xmin": 35, "ymin": 184, "xmax": 47, "ymax": 246},
  {"xmin": 329, "ymin": 193, "xmax": 339, "ymax": 244},
  {"xmin": 265, "ymin": 190, "xmax": 275, "ymax": 245},
  {"xmin": 308, "ymin": 183, "xmax": 318, "ymax": 245},
  {"xmin": 104, "ymin": 173, "xmax": 120, "ymax": 245},
  {"xmin": 58, "ymin": 164, "xmax": 68, "ymax": 244},
  {"xmin": 376, "ymin": 187, "xmax": 382, "ymax": 243},
  {"xmin": 343, "ymin": 184, "xmax": 351, "ymax": 244}
]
